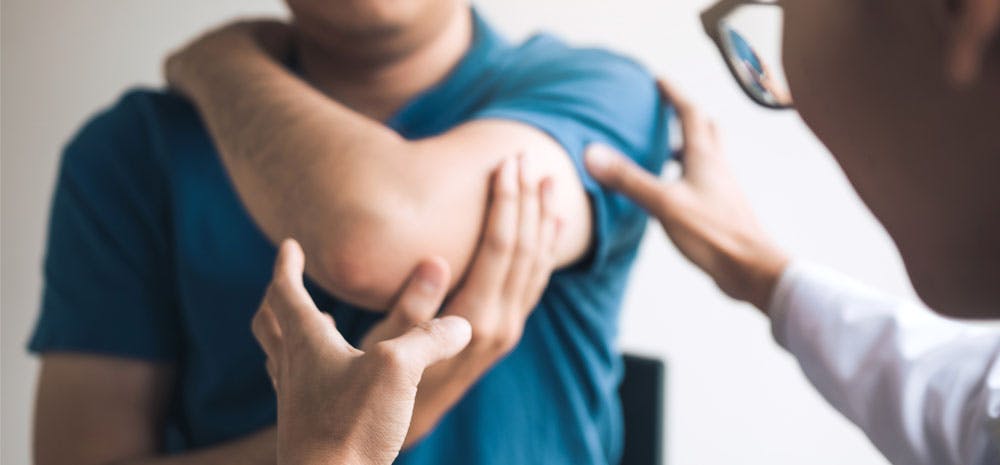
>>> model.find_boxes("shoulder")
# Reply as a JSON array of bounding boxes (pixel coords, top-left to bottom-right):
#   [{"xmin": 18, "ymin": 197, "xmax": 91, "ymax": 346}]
[
  {"xmin": 61, "ymin": 88, "xmax": 203, "ymax": 179},
  {"xmin": 495, "ymin": 34, "xmax": 657, "ymax": 101},
  {"xmin": 77, "ymin": 88, "xmax": 195, "ymax": 138},
  {"xmin": 484, "ymin": 35, "xmax": 668, "ymax": 170},
  {"xmin": 55, "ymin": 88, "xmax": 208, "ymax": 223}
]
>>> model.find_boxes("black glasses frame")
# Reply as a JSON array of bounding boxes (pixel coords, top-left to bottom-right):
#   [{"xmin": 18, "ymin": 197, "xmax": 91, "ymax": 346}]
[{"xmin": 701, "ymin": 0, "xmax": 791, "ymax": 110}]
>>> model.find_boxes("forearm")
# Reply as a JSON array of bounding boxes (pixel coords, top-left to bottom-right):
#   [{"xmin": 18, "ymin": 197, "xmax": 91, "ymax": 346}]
[
  {"xmin": 170, "ymin": 33, "xmax": 590, "ymax": 309},
  {"xmin": 770, "ymin": 262, "xmax": 1000, "ymax": 465},
  {"xmin": 115, "ymin": 427, "xmax": 361, "ymax": 465},
  {"xmin": 170, "ymin": 32, "xmax": 410, "ymax": 302},
  {"xmin": 115, "ymin": 428, "xmax": 276, "ymax": 465},
  {"xmin": 36, "ymin": 356, "xmax": 278, "ymax": 465}
]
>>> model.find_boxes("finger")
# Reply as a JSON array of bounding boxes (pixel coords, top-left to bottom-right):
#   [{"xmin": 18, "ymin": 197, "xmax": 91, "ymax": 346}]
[
  {"xmin": 377, "ymin": 316, "xmax": 473, "ymax": 377},
  {"xmin": 657, "ymin": 78, "xmax": 719, "ymax": 161},
  {"xmin": 656, "ymin": 78, "xmax": 695, "ymax": 118},
  {"xmin": 378, "ymin": 258, "xmax": 451, "ymax": 341},
  {"xmin": 503, "ymin": 155, "xmax": 540, "ymax": 302},
  {"xmin": 585, "ymin": 144, "xmax": 671, "ymax": 216},
  {"xmin": 521, "ymin": 177, "xmax": 561, "ymax": 313},
  {"xmin": 453, "ymin": 157, "xmax": 520, "ymax": 302},
  {"xmin": 251, "ymin": 303, "xmax": 283, "ymax": 360},
  {"xmin": 267, "ymin": 239, "xmax": 348, "ymax": 347}
]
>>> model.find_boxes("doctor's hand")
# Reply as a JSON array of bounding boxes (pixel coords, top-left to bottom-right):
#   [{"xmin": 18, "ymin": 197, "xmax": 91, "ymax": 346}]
[
  {"xmin": 359, "ymin": 155, "xmax": 563, "ymax": 446},
  {"xmin": 252, "ymin": 239, "xmax": 471, "ymax": 465},
  {"xmin": 584, "ymin": 79, "xmax": 789, "ymax": 311}
]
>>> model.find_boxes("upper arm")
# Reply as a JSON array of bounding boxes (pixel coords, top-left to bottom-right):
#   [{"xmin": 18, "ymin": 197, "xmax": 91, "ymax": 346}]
[
  {"xmin": 35, "ymin": 355, "xmax": 175, "ymax": 465},
  {"xmin": 31, "ymin": 93, "xmax": 181, "ymax": 465},
  {"xmin": 333, "ymin": 120, "xmax": 593, "ymax": 307},
  {"xmin": 324, "ymin": 48, "xmax": 670, "ymax": 309}
]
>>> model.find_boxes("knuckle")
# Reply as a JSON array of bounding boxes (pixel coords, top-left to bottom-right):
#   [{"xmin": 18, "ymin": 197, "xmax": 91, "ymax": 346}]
[
  {"xmin": 391, "ymin": 299, "xmax": 429, "ymax": 328},
  {"xmin": 496, "ymin": 324, "xmax": 524, "ymax": 353},
  {"xmin": 469, "ymin": 324, "xmax": 499, "ymax": 348},
  {"xmin": 417, "ymin": 320, "xmax": 450, "ymax": 347},
  {"xmin": 503, "ymin": 326, "xmax": 524, "ymax": 351},
  {"xmin": 393, "ymin": 309, "xmax": 424, "ymax": 329},
  {"xmin": 251, "ymin": 311, "xmax": 265, "ymax": 336},
  {"xmin": 371, "ymin": 341, "xmax": 410, "ymax": 371},
  {"xmin": 519, "ymin": 176, "xmax": 537, "ymax": 194},
  {"xmin": 486, "ymin": 229, "xmax": 516, "ymax": 253},
  {"xmin": 494, "ymin": 181, "xmax": 519, "ymax": 203},
  {"xmin": 265, "ymin": 281, "xmax": 293, "ymax": 309},
  {"xmin": 514, "ymin": 240, "xmax": 537, "ymax": 259},
  {"xmin": 469, "ymin": 321, "xmax": 522, "ymax": 354}
]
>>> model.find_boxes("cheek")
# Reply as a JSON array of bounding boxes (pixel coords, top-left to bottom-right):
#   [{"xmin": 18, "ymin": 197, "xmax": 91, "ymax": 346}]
[
  {"xmin": 781, "ymin": 1, "xmax": 864, "ymax": 147},
  {"xmin": 780, "ymin": 1, "xmax": 909, "ymax": 211}
]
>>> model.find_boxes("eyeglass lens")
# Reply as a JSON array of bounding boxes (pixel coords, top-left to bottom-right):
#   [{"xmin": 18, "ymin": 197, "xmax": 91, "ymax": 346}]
[{"xmin": 718, "ymin": 5, "xmax": 792, "ymax": 108}]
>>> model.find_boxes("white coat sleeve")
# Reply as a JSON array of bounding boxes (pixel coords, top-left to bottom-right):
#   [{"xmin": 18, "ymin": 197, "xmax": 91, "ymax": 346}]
[{"xmin": 769, "ymin": 261, "xmax": 1000, "ymax": 465}]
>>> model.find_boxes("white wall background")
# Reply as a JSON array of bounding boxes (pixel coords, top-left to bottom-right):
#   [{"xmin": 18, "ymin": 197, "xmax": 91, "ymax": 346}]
[{"xmin": 1, "ymin": 1, "xmax": 917, "ymax": 464}]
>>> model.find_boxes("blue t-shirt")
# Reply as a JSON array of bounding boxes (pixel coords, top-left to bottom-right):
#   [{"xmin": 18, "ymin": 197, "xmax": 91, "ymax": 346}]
[{"xmin": 30, "ymin": 12, "xmax": 670, "ymax": 465}]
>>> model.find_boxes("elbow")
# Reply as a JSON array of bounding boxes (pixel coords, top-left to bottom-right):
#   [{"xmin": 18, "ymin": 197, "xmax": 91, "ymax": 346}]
[
  {"xmin": 308, "ymin": 203, "xmax": 420, "ymax": 311},
  {"xmin": 314, "ymin": 244, "xmax": 389, "ymax": 309}
]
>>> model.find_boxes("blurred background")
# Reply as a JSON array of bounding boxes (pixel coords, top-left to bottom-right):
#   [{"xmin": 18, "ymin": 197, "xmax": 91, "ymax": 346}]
[{"xmin": 1, "ymin": 0, "xmax": 916, "ymax": 464}]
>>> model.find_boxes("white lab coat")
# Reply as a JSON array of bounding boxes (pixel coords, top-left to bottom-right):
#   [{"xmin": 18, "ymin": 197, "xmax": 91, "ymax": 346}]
[{"xmin": 768, "ymin": 261, "xmax": 1000, "ymax": 465}]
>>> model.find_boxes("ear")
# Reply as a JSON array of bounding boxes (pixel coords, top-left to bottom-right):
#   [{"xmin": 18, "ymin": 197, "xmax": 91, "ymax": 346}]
[{"xmin": 945, "ymin": 0, "xmax": 1000, "ymax": 85}]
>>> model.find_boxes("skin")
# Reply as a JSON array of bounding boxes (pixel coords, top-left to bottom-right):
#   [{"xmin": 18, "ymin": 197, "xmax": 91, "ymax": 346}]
[
  {"xmin": 257, "ymin": 157, "xmax": 561, "ymax": 465},
  {"xmin": 583, "ymin": 0, "xmax": 999, "ymax": 319},
  {"xmin": 37, "ymin": 1, "xmax": 997, "ymax": 465},
  {"xmin": 36, "ymin": 0, "xmax": 588, "ymax": 462},
  {"xmin": 780, "ymin": 0, "xmax": 1000, "ymax": 318},
  {"xmin": 585, "ymin": 81, "xmax": 789, "ymax": 312},
  {"xmin": 161, "ymin": 13, "xmax": 592, "ymax": 311},
  {"xmin": 35, "ymin": 157, "xmax": 563, "ymax": 465}
]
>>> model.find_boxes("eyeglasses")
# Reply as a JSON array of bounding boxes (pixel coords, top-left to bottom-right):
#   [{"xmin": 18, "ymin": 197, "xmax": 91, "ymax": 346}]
[{"xmin": 701, "ymin": 0, "xmax": 793, "ymax": 109}]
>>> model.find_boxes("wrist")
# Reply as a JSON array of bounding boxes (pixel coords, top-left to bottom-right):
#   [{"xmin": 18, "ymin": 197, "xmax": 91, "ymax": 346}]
[
  {"xmin": 714, "ymin": 233, "xmax": 789, "ymax": 312},
  {"xmin": 165, "ymin": 30, "xmax": 258, "ymax": 99},
  {"xmin": 735, "ymin": 240, "xmax": 789, "ymax": 313},
  {"xmin": 281, "ymin": 438, "xmax": 367, "ymax": 465}
]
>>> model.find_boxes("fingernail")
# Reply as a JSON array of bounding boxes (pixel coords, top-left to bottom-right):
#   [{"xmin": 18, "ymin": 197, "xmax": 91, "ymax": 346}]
[{"xmin": 585, "ymin": 145, "xmax": 618, "ymax": 175}]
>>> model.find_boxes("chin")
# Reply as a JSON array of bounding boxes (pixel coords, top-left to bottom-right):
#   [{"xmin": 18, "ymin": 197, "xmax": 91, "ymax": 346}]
[{"xmin": 287, "ymin": 0, "xmax": 436, "ymax": 35}]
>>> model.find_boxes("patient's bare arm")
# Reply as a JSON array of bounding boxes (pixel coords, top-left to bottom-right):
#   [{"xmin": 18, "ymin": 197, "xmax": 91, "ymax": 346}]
[
  {"xmin": 34, "ymin": 355, "xmax": 277, "ymax": 465},
  {"xmin": 165, "ymin": 21, "xmax": 593, "ymax": 311}
]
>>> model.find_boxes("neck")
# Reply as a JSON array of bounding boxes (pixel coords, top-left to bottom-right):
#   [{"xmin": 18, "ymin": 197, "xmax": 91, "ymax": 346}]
[{"xmin": 295, "ymin": 6, "xmax": 473, "ymax": 121}]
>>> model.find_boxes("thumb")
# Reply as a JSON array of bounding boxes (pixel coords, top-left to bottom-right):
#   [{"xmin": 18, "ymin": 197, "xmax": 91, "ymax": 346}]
[
  {"xmin": 585, "ymin": 144, "xmax": 670, "ymax": 216},
  {"xmin": 385, "ymin": 316, "xmax": 472, "ymax": 372},
  {"xmin": 361, "ymin": 258, "xmax": 450, "ymax": 350}
]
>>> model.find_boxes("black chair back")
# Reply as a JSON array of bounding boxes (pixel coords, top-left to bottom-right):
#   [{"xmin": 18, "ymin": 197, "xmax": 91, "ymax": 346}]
[{"xmin": 618, "ymin": 354, "xmax": 666, "ymax": 465}]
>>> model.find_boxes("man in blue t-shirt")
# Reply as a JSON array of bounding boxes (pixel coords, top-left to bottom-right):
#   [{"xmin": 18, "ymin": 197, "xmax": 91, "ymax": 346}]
[{"xmin": 30, "ymin": 2, "xmax": 670, "ymax": 465}]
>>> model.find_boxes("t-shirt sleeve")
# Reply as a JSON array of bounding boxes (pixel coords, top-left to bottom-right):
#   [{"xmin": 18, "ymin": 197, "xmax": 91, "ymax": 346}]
[
  {"xmin": 471, "ymin": 40, "xmax": 671, "ymax": 270},
  {"xmin": 29, "ymin": 91, "xmax": 180, "ymax": 361}
]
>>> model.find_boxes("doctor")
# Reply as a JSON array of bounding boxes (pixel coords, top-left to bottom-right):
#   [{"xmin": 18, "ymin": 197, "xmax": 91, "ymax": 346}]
[{"xmin": 584, "ymin": 0, "xmax": 1000, "ymax": 464}]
